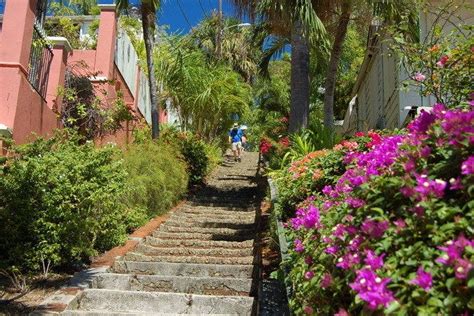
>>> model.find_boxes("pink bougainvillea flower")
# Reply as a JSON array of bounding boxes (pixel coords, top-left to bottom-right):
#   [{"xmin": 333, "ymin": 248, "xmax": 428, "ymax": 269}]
[
  {"xmin": 321, "ymin": 272, "xmax": 333, "ymax": 288},
  {"xmin": 448, "ymin": 177, "xmax": 463, "ymax": 190},
  {"xmin": 294, "ymin": 239, "xmax": 304, "ymax": 253},
  {"xmin": 461, "ymin": 156, "xmax": 474, "ymax": 175},
  {"xmin": 336, "ymin": 252, "xmax": 360, "ymax": 270},
  {"xmin": 410, "ymin": 266, "xmax": 433, "ymax": 291},
  {"xmin": 361, "ymin": 219, "xmax": 389, "ymax": 239},
  {"xmin": 348, "ymin": 235, "xmax": 365, "ymax": 252},
  {"xmin": 325, "ymin": 245, "xmax": 340, "ymax": 256},
  {"xmin": 436, "ymin": 55, "xmax": 449, "ymax": 67},
  {"xmin": 355, "ymin": 132, "xmax": 365, "ymax": 137},
  {"xmin": 303, "ymin": 306, "xmax": 314, "ymax": 315},
  {"xmin": 454, "ymin": 259, "xmax": 473, "ymax": 280},
  {"xmin": 350, "ymin": 268, "xmax": 395, "ymax": 310},
  {"xmin": 346, "ymin": 197, "xmax": 366, "ymax": 209},
  {"xmin": 414, "ymin": 72, "xmax": 426, "ymax": 82},
  {"xmin": 303, "ymin": 205, "xmax": 321, "ymax": 229},
  {"xmin": 305, "ymin": 270, "xmax": 315, "ymax": 280},
  {"xmin": 304, "ymin": 256, "xmax": 313, "ymax": 265},
  {"xmin": 364, "ymin": 250, "xmax": 385, "ymax": 270},
  {"xmin": 408, "ymin": 110, "xmax": 436, "ymax": 136},
  {"xmin": 394, "ymin": 219, "xmax": 407, "ymax": 232},
  {"xmin": 334, "ymin": 308, "xmax": 350, "ymax": 316}
]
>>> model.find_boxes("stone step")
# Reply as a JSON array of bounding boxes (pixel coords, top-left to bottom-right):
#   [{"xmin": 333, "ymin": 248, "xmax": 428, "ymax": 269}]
[
  {"xmin": 135, "ymin": 244, "xmax": 254, "ymax": 257},
  {"xmin": 144, "ymin": 237, "xmax": 254, "ymax": 249},
  {"xmin": 178, "ymin": 206, "xmax": 256, "ymax": 215},
  {"xmin": 122, "ymin": 252, "xmax": 255, "ymax": 265},
  {"xmin": 159, "ymin": 225, "xmax": 255, "ymax": 235},
  {"xmin": 152, "ymin": 231, "xmax": 255, "ymax": 242},
  {"xmin": 91, "ymin": 273, "xmax": 252, "ymax": 296},
  {"xmin": 61, "ymin": 311, "xmax": 218, "ymax": 316},
  {"xmin": 164, "ymin": 219, "xmax": 256, "ymax": 230},
  {"xmin": 170, "ymin": 212, "xmax": 256, "ymax": 221},
  {"xmin": 66, "ymin": 289, "xmax": 255, "ymax": 314},
  {"xmin": 181, "ymin": 200, "xmax": 256, "ymax": 212},
  {"xmin": 111, "ymin": 261, "xmax": 254, "ymax": 279}
]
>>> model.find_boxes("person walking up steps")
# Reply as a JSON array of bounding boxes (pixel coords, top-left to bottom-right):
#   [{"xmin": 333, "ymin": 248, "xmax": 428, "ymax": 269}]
[{"xmin": 229, "ymin": 122, "xmax": 243, "ymax": 162}]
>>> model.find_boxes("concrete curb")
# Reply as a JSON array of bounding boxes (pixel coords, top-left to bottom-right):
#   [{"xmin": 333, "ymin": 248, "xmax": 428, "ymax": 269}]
[{"xmin": 266, "ymin": 177, "xmax": 292, "ymax": 313}]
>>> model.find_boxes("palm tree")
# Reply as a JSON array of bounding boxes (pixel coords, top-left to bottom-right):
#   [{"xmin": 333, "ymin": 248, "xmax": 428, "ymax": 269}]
[
  {"xmin": 322, "ymin": 0, "xmax": 419, "ymax": 130},
  {"xmin": 231, "ymin": 0, "xmax": 329, "ymax": 133},
  {"xmin": 117, "ymin": 0, "xmax": 161, "ymax": 139}
]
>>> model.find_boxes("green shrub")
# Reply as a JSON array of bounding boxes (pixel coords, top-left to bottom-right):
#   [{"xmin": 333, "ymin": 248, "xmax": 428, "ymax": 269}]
[
  {"xmin": 160, "ymin": 127, "xmax": 221, "ymax": 185},
  {"xmin": 0, "ymin": 132, "xmax": 129, "ymax": 272},
  {"xmin": 122, "ymin": 141, "xmax": 188, "ymax": 218}
]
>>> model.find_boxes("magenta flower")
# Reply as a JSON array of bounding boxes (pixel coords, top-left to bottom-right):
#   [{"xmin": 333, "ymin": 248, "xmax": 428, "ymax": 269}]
[
  {"xmin": 304, "ymin": 256, "xmax": 313, "ymax": 265},
  {"xmin": 303, "ymin": 205, "xmax": 321, "ymax": 229},
  {"xmin": 436, "ymin": 55, "xmax": 449, "ymax": 67},
  {"xmin": 350, "ymin": 268, "xmax": 395, "ymax": 310},
  {"xmin": 364, "ymin": 250, "xmax": 385, "ymax": 270},
  {"xmin": 454, "ymin": 259, "xmax": 473, "ymax": 280},
  {"xmin": 461, "ymin": 156, "xmax": 474, "ymax": 175},
  {"xmin": 334, "ymin": 308, "xmax": 350, "ymax": 316},
  {"xmin": 414, "ymin": 72, "xmax": 426, "ymax": 81},
  {"xmin": 394, "ymin": 219, "xmax": 407, "ymax": 232},
  {"xmin": 322, "ymin": 185, "xmax": 333, "ymax": 196},
  {"xmin": 325, "ymin": 245, "xmax": 340, "ymax": 256},
  {"xmin": 303, "ymin": 306, "xmax": 314, "ymax": 315},
  {"xmin": 305, "ymin": 270, "xmax": 315, "ymax": 280},
  {"xmin": 320, "ymin": 272, "xmax": 333, "ymax": 288},
  {"xmin": 449, "ymin": 177, "xmax": 463, "ymax": 190},
  {"xmin": 410, "ymin": 267, "xmax": 433, "ymax": 291},
  {"xmin": 361, "ymin": 219, "xmax": 389, "ymax": 239},
  {"xmin": 336, "ymin": 252, "xmax": 360, "ymax": 270},
  {"xmin": 294, "ymin": 239, "xmax": 304, "ymax": 253},
  {"xmin": 346, "ymin": 197, "xmax": 366, "ymax": 209},
  {"xmin": 348, "ymin": 235, "xmax": 365, "ymax": 251},
  {"xmin": 408, "ymin": 110, "xmax": 436, "ymax": 135}
]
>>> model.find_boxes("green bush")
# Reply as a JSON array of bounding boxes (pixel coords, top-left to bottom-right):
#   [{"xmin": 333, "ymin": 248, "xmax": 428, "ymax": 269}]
[
  {"xmin": 122, "ymin": 141, "xmax": 188, "ymax": 219},
  {"xmin": 0, "ymin": 132, "xmax": 130, "ymax": 272},
  {"xmin": 160, "ymin": 127, "xmax": 221, "ymax": 185}
]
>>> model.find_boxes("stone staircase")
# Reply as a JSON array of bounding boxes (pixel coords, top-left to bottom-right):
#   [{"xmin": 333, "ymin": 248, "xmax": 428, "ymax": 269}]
[{"xmin": 49, "ymin": 152, "xmax": 262, "ymax": 315}]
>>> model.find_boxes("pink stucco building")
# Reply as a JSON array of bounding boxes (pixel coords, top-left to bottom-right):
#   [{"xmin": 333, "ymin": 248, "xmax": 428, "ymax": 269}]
[{"xmin": 0, "ymin": 0, "xmax": 165, "ymax": 151}]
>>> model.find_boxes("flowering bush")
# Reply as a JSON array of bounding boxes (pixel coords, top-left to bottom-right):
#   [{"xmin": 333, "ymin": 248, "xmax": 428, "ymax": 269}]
[
  {"xmin": 278, "ymin": 104, "xmax": 474, "ymax": 314},
  {"xmin": 393, "ymin": 21, "xmax": 473, "ymax": 107}
]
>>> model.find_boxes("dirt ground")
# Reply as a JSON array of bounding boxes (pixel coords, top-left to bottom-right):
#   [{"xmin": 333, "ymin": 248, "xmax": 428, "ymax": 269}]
[{"xmin": 0, "ymin": 273, "xmax": 71, "ymax": 315}]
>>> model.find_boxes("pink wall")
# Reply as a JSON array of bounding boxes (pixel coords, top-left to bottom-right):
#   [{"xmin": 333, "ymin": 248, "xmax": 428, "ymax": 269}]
[
  {"xmin": 0, "ymin": 0, "xmax": 58, "ymax": 145},
  {"xmin": 0, "ymin": 2, "xmax": 156, "ymax": 149}
]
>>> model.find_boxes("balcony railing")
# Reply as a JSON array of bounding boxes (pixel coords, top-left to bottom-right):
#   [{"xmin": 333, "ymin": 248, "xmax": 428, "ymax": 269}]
[{"xmin": 27, "ymin": 23, "xmax": 53, "ymax": 100}]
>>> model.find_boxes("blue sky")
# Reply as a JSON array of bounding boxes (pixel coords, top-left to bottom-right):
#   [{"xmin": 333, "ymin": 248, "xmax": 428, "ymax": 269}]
[
  {"xmin": 98, "ymin": 0, "xmax": 239, "ymax": 34},
  {"xmin": 1, "ymin": 1, "xmax": 238, "ymax": 34}
]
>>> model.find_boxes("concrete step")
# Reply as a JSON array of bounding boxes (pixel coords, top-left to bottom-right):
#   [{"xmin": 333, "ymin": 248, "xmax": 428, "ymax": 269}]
[
  {"xmin": 61, "ymin": 312, "xmax": 219, "ymax": 316},
  {"xmin": 159, "ymin": 225, "xmax": 255, "ymax": 235},
  {"xmin": 164, "ymin": 219, "xmax": 256, "ymax": 230},
  {"xmin": 170, "ymin": 212, "xmax": 256, "ymax": 221},
  {"xmin": 66, "ymin": 289, "xmax": 255, "ymax": 314},
  {"xmin": 91, "ymin": 273, "xmax": 252, "ymax": 296},
  {"xmin": 111, "ymin": 261, "xmax": 254, "ymax": 279},
  {"xmin": 135, "ymin": 244, "xmax": 254, "ymax": 257},
  {"xmin": 179, "ymin": 201, "xmax": 257, "ymax": 212},
  {"xmin": 152, "ymin": 231, "xmax": 255, "ymax": 242},
  {"xmin": 144, "ymin": 237, "xmax": 254, "ymax": 249},
  {"xmin": 178, "ymin": 207, "xmax": 256, "ymax": 216},
  {"xmin": 122, "ymin": 252, "xmax": 255, "ymax": 265},
  {"xmin": 168, "ymin": 212, "xmax": 255, "ymax": 224}
]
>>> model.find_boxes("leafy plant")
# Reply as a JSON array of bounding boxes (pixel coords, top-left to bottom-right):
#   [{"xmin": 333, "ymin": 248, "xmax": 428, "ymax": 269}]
[
  {"xmin": 60, "ymin": 62, "xmax": 134, "ymax": 140},
  {"xmin": 0, "ymin": 131, "xmax": 130, "ymax": 272},
  {"xmin": 122, "ymin": 139, "xmax": 188, "ymax": 219}
]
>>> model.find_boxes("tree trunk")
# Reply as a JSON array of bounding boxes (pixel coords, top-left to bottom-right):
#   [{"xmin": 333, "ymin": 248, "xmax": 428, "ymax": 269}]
[
  {"xmin": 323, "ymin": 1, "xmax": 351, "ymax": 131},
  {"xmin": 289, "ymin": 20, "xmax": 310, "ymax": 133},
  {"xmin": 142, "ymin": 6, "xmax": 160, "ymax": 139}
]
